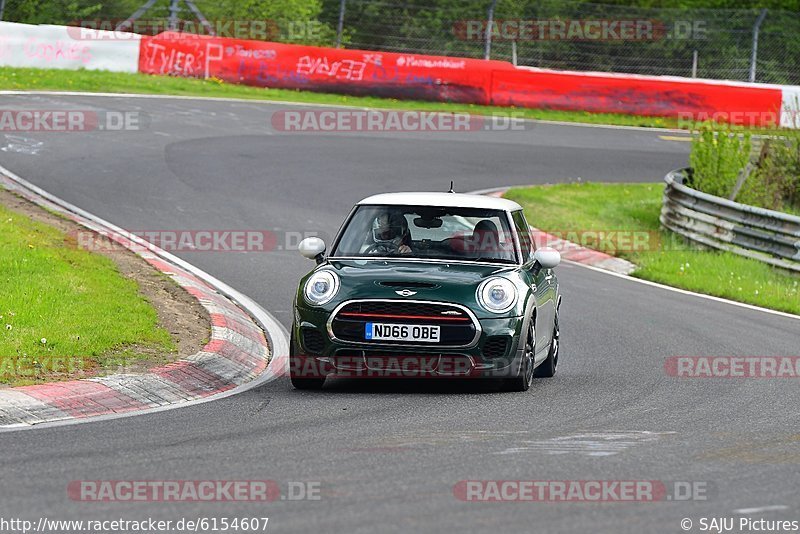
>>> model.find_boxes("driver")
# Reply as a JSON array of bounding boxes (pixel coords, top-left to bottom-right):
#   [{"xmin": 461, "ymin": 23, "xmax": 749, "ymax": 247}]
[{"xmin": 370, "ymin": 211, "xmax": 412, "ymax": 255}]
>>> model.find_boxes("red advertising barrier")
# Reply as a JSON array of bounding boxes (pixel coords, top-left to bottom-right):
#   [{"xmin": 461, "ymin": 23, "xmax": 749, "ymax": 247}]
[
  {"xmin": 138, "ymin": 32, "xmax": 510, "ymax": 104},
  {"xmin": 138, "ymin": 32, "xmax": 790, "ymax": 127},
  {"xmin": 490, "ymin": 67, "xmax": 784, "ymax": 127}
]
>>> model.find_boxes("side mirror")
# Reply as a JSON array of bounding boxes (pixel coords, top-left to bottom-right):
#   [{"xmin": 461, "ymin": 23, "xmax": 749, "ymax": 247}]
[
  {"xmin": 533, "ymin": 247, "xmax": 560, "ymax": 269},
  {"xmin": 299, "ymin": 237, "xmax": 326, "ymax": 263}
]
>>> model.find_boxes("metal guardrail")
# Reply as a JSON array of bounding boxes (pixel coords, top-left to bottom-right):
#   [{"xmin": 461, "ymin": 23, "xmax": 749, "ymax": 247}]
[{"xmin": 660, "ymin": 168, "xmax": 800, "ymax": 273}]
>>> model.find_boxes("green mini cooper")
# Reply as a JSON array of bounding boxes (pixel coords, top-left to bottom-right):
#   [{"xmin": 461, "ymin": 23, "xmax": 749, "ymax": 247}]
[{"xmin": 291, "ymin": 192, "xmax": 561, "ymax": 392}]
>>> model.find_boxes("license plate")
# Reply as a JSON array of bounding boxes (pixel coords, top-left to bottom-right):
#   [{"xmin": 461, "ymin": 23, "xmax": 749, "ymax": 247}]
[{"xmin": 365, "ymin": 322, "xmax": 440, "ymax": 343}]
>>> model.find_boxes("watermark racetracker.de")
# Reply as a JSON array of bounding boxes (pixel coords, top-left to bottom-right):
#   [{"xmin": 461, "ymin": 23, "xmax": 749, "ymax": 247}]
[
  {"xmin": 71, "ymin": 229, "xmax": 328, "ymax": 253},
  {"xmin": 665, "ymin": 356, "xmax": 800, "ymax": 378},
  {"xmin": 676, "ymin": 110, "xmax": 800, "ymax": 129},
  {"xmin": 0, "ymin": 110, "xmax": 146, "ymax": 132},
  {"xmin": 453, "ymin": 19, "xmax": 707, "ymax": 41},
  {"xmin": 271, "ymin": 110, "xmax": 529, "ymax": 133},
  {"xmin": 453, "ymin": 480, "xmax": 712, "ymax": 502},
  {"xmin": 0, "ymin": 355, "xmax": 86, "ymax": 380},
  {"xmin": 67, "ymin": 19, "xmax": 326, "ymax": 42},
  {"xmin": 68, "ymin": 480, "xmax": 321, "ymax": 502}
]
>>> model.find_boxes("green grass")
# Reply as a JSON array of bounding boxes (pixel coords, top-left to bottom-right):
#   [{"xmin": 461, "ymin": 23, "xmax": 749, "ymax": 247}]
[
  {"xmin": 505, "ymin": 182, "xmax": 800, "ymax": 315},
  {"xmin": 0, "ymin": 202, "xmax": 174, "ymax": 386},
  {"xmin": 0, "ymin": 66, "xmax": 680, "ymax": 129}
]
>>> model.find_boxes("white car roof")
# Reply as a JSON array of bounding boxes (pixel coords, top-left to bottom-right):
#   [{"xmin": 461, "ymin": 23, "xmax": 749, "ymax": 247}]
[{"xmin": 356, "ymin": 192, "xmax": 522, "ymax": 212}]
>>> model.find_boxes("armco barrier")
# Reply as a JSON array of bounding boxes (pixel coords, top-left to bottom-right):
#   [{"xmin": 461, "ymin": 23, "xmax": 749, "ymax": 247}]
[
  {"xmin": 660, "ymin": 168, "xmax": 800, "ymax": 272},
  {"xmin": 138, "ymin": 32, "xmax": 509, "ymax": 104},
  {"xmin": 0, "ymin": 21, "xmax": 141, "ymax": 72}
]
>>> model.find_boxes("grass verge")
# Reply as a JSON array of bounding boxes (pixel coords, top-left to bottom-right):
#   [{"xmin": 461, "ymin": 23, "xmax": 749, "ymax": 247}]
[
  {"xmin": 0, "ymin": 199, "xmax": 174, "ymax": 386},
  {"xmin": 0, "ymin": 66, "xmax": 680, "ymax": 129},
  {"xmin": 505, "ymin": 182, "xmax": 800, "ymax": 315}
]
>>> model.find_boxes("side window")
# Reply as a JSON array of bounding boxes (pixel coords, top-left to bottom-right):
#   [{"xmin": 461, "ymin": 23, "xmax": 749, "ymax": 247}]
[{"xmin": 511, "ymin": 210, "xmax": 534, "ymax": 261}]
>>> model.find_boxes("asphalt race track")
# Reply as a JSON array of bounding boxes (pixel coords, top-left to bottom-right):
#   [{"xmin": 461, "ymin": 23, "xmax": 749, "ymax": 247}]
[{"xmin": 1, "ymin": 94, "xmax": 798, "ymax": 534}]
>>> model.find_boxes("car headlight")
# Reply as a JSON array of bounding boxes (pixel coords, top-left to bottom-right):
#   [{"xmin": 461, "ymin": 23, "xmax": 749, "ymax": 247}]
[
  {"xmin": 477, "ymin": 277, "xmax": 517, "ymax": 314},
  {"xmin": 304, "ymin": 270, "xmax": 340, "ymax": 306}
]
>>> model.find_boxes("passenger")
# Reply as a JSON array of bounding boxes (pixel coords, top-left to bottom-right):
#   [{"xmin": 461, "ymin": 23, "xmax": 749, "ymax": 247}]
[{"xmin": 469, "ymin": 219, "xmax": 501, "ymax": 259}]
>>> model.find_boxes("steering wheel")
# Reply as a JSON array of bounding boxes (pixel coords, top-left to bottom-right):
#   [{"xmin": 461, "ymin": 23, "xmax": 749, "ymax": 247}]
[{"xmin": 364, "ymin": 242, "xmax": 400, "ymax": 255}]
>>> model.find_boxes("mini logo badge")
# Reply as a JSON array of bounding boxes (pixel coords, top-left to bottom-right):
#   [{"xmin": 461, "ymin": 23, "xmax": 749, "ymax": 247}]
[{"xmin": 395, "ymin": 289, "xmax": 417, "ymax": 297}]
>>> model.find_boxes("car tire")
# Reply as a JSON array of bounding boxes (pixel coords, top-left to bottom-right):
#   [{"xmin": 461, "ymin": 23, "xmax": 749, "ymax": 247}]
[
  {"xmin": 503, "ymin": 318, "xmax": 535, "ymax": 392},
  {"xmin": 289, "ymin": 336, "xmax": 326, "ymax": 390},
  {"xmin": 533, "ymin": 311, "xmax": 559, "ymax": 378}
]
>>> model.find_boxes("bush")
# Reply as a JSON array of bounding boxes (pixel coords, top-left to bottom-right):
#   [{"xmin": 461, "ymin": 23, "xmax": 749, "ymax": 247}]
[
  {"xmin": 740, "ymin": 131, "xmax": 800, "ymax": 213},
  {"xmin": 688, "ymin": 123, "xmax": 752, "ymax": 198},
  {"xmin": 689, "ymin": 123, "xmax": 800, "ymax": 214}
]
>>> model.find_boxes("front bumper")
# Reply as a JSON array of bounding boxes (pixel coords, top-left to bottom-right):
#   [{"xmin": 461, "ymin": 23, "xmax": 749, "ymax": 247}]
[{"xmin": 292, "ymin": 304, "xmax": 525, "ymax": 379}]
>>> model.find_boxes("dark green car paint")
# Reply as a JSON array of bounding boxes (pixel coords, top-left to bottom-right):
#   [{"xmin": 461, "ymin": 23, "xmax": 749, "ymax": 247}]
[{"xmin": 292, "ymin": 255, "xmax": 559, "ymax": 380}]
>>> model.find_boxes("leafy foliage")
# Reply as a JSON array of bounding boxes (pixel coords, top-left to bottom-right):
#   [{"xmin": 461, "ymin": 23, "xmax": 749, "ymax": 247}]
[
  {"xmin": 740, "ymin": 132, "xmax": 800, "ymax": 212},
  {"xmin": 689, "ymin": 124, "xmax": 752, "ymax": 198},
  {"xmin": 2, "ymin": 0, "xmax": 105, "ymax": 25},
  {"xmin": 689, "ymin": 122, "xmax": 800, "ymax": 214}
]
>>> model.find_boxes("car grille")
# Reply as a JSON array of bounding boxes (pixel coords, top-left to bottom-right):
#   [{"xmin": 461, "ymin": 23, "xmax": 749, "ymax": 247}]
[
  {"xmin": 482, "ymin": 336, "xmax": 510, "ymax": 359},
  {"xmin": 301, "ymin": 327, "xmax": 326, "ymax": 355},
  {"xmin": 333, "ymin": 349, "xmax": 474, "ymax": 374},
  {"xmin": 330, "ymin": 300, "xmax": 477, "ymax": 346}
]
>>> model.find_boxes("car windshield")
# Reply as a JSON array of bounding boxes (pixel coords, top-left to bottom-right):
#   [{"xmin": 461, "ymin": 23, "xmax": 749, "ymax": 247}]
[{"xmin": 331, "ymin": 205, "xmax": 518, "ymax": 263}]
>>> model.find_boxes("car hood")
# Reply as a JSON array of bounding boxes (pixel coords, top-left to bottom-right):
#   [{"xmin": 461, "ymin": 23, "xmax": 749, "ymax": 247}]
[{"xmin": 324, "ymin": 258, "xmax": 518, "ymax": 304}]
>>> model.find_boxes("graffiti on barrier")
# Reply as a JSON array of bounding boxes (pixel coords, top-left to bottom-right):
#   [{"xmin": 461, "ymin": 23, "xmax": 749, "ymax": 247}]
[
  {"xmin": 225, "ymin": 45, "xmax": 277, "ymax": 61},
  {"xmin": 23, "ymin": 37, "xmax": 91, "ymax": 64},
  {"xmin": 296, "ymin": 56, "xmax": 366, "ymax": 81}
]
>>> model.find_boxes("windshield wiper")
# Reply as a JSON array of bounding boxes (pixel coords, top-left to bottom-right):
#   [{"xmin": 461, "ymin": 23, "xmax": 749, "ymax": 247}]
[{"xmin": 474, "ymin": 257, "xmax": 515, "ymax": 264}]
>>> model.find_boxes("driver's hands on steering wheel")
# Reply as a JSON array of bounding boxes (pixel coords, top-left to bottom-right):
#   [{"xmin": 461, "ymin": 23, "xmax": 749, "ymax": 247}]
[{"xmin": 365, "ymin": 242, "xmax": 412, "ymax": 255}]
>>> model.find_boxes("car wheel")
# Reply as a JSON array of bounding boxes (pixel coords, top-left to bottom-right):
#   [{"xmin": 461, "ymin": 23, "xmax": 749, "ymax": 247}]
[
  {"xmin": 503, "ymin": 318, "xmax": 535, "ymax": 392},
  {"xmin": 289, "ymin": 335, "xmax": 326, "ymax": 390},
  {"xmin": 533, "ymin": 311, "xmax": 559, "ymax": 378}
]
